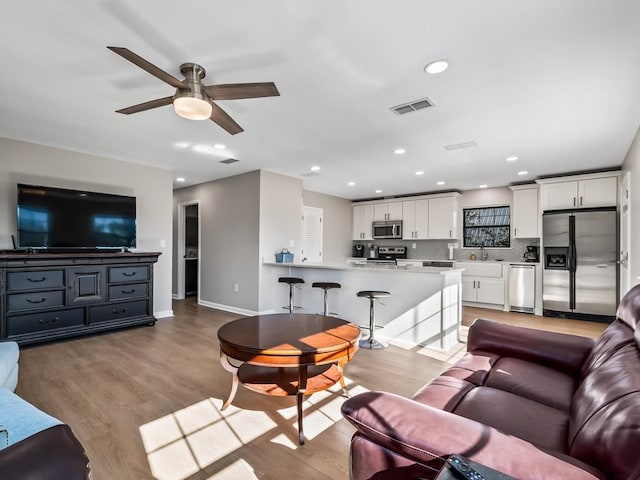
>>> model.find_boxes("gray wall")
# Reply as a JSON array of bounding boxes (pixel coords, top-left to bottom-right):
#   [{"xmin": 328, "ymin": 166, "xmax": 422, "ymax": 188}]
[
  {"xmin": 0, "ymin": 137, "xmax": 174, "ymax": 316},
  {"xmin": 622, "ymin": 124, "xmax": 640, "ymax": 292},
  {"xmin": 173, "ymin": 171, "xmax": 261, "ymax": 311},
  {"xmin": 302, "ymin": 190, "xmax": 352, "ymax": 264}
]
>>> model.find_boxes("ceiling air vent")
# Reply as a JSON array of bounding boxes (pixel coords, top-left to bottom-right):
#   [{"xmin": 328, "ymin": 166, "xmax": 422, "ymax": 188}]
[
  {"xmin": 300, "ymin": 172, "xmax": 320, "ymax": 177},
  {"xmin": 390, "ymin": 97, "xmax": 434, "ymax": 115},
  {"xmin": 219, "ymin": 158, "xmax": 239, "ymax": 164},
  {"xmin": 443, "ymin": 141, "xmax": 478, "ymax": 151}
]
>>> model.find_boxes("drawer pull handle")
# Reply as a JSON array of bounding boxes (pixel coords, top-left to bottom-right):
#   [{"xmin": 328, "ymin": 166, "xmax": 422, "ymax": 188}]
[
  {"xmin": 112, "ymin": 308, "xmax": 128, "ymax": 315},
  {"xmin": 38, "ymin": 317, "xmax": 59, "ymax": 325},
  {"xmin": 121, "ymin": 289, "xmax": 135, "ymax": 294},
  {"xmin": 27, "ymin": 276, "xmax": 47, "ymax": 283},
  {"xmin": 122, "ymin": 272, "xmax": 137, "ymax": 277},
  {"xmin": 27, "ymin": 297, "xmax": 47, "ymax": 304}
]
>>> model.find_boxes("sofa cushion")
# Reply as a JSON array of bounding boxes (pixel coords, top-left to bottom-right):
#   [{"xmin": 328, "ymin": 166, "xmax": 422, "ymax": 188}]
[
  {"xmin": 484, "ymin": 357, "xmax": 576, "ymax": 411},
  {"xmin": 569, "ymin": 343, "xmax": 640, "ymax": 480},
  {"xmin": 0, "ymin": 342, "xmax": 19, "ymax": 392},
  {"xmin": 412, "ymin": 376, "xmax": 475, "ymax": 411},
  {"xmin": 452, "ymin": 387, "xmax": 570, "ymax": 453},
  {"xmin": 439, "ymin": 351, "xmax": 499, "ymax": 385},
  {"xmin": 0, "ymin": 388, "xmax": 61, "ymax": 448},
  {"xmin": 580, "ymin": 320, "xmax": 634, "ymax": 380}
]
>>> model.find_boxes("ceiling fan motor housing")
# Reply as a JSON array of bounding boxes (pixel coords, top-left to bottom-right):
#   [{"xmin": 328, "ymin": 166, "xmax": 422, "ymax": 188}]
[{"xmin": 173, "ymin": 63, "xmax": 211, "ymax": 120}]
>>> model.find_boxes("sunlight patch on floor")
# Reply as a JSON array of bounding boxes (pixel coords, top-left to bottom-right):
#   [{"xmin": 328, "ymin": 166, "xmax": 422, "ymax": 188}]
[
  {"xmin": 270, "ymin": 433, "xmax": 298, "ymax": 450},
  {"xmin": 205, "ymin": 459, "xmax": 259, "ymax": 480}
]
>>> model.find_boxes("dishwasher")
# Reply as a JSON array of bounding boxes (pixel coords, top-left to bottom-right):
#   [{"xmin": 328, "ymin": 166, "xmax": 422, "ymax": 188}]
[{"xmin": 509, "ymin": 264, "xmax": 535, "ymax": 313}]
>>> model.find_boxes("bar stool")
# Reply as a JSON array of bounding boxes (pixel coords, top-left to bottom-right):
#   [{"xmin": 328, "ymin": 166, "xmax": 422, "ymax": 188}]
[
  {"xmin": 357, "ymin": 290, "xmax": 391, "ymax": 349},
  {"xmin": 311, "ymin": 282, "xmax": 341, "ymax": 316},
  {"xmin": 279, "ymin": 277, "xmax": 305, "ymax": 313}
]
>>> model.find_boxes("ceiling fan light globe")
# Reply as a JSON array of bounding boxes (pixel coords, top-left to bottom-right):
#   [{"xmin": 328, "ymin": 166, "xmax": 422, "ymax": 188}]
[{"xmin": 173, "ymin": 96, "xmax": 212, "ymax": 121}]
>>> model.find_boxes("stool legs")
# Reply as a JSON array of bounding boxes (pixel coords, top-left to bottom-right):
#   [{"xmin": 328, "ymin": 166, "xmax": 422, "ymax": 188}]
[
  {"xmin": 359, "ymin": 297, "xmax": 387, "ymax": 349},
  {"xmin": 322, "ymin": 289, "xmax": 328, "ymax": 316},
  {"xmin": 288, "ymin": 283, "xmax": 295, "ymax": 313}
]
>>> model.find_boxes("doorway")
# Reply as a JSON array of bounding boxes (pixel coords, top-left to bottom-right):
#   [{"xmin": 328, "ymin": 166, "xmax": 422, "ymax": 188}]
[{"xmin": 176, "ymin": 201, "xmax": 200, "ymax": 300}]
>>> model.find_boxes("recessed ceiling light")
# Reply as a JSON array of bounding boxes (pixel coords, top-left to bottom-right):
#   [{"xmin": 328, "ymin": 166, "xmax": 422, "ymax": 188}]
[
  {"xmin": 176, "ymin": 177, "xmax": 185, "ymax": 182},
  {"xmin": 506, "ymin": 156, "xmax": 518, "ymax": 162},
  {"xmin": 415, "ymin": 171, "xmax": 425, "ymax": 176},
  {"xmin": 479, "ymin": 184, "xmax": 488, "ymax": 189},
  {"xmin": 214, "ymin": 144, "xmax": 226, "ymax": 150},
  {"xmin": 375, "ymin": 189, "xmax": 382, "ymax": 194},
  {"xmin": 394, "ymin": 148, "xmax": 406, "ymax": 155},
  {"xmin": 424, "ymin": 59, "xmax": 449, "ymax": 74},
  {"xmin": 518, "ymin": 171, "xmax": 528, "ymax": 175},
  {"xmin": 173, "ymin": 141, "xmax": 189, "ymax": 149},
  {"xmin": 437, "ymin": 180, "xmax": 446, "ymax": 185},
  {"xmin": 348, "ymin": 181, "xmax": 356, "ymax": 186},
  {"xmin": 310, "ymin": 165, "xmax": 320, "ymax": 172}
]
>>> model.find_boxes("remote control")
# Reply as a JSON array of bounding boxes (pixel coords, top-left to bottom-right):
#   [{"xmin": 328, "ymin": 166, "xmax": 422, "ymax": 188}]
[{"xmin": 447, "ymin": 455, "xmax": 486, "ymax": 480}]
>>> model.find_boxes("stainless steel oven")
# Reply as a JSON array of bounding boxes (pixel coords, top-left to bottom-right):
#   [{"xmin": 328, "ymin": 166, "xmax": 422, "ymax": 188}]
[{"xmin": 372, "ymin": 221, "xmax": 402, "ymax": 239}]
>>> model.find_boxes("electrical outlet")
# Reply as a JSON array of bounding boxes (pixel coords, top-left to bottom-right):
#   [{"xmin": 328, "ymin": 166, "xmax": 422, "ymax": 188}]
[
  {"xmin": 160, "ymin": 239, "xmax": 166, "ymax": 248},
  {"xmin": 234, "ymin": 283, "xmax": 239, "ymax": 293}
]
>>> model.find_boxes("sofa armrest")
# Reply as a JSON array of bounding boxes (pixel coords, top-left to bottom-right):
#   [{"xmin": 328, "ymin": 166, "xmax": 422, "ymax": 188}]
[
  {"xmin": 341, "ymin": 391, "xmax": 603, "ymax": 480},
  {"xmin": 0, "ymin": 424, "xmax": 90, "ymax": 479},
  {"xmin": 468, "ymin": 318, "xmax": 595, "ymax": 375}
]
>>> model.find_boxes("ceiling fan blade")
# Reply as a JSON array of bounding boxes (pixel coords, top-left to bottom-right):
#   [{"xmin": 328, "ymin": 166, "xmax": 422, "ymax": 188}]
[
  {"xmin": 116, "ymin": 96, "xmax": 173, "ymax": 115},
  {"xmin": 205, "ymin": 82, "xmax": 280, "ymax": 100},
  {"xmin": 107, "ymin": 46, "xmax": 185, "ymax": 89},
  {"xmin": 209, "ymin": 101, "xmax": 244, "ymax": 135}
]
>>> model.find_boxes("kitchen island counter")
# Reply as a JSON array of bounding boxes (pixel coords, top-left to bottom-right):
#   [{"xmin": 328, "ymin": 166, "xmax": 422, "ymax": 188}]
[{"xmin": 262, "ymin": 261, "xmax": 462, "ymax": 350}]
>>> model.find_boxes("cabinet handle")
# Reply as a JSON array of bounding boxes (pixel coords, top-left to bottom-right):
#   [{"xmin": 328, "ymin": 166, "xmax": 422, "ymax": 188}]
[
  {"xmin": 514, "ymin": 228, "xmax": 517, "ymax": 237},
  {"xmin": 478, "ymin": 281, "xmax": 481, "ymax": 288},
  {"xmin": 27, "ymin": 276, "xmax": 47, "ymax": 283},
  {"xmin": 573, "ymin": 197, "xmax": 576, "ymax": 207},
  {"xmin": 27, "ymin": 297, "xmax": 47, "ymax": 304},
  {"xmin": 121, "ymin": 289, "xmax": 135, "ymax": 294},
  {"xmin": 449, "ymin": 230, "xmax": 452, "ymax": 238},
  {"xmin": 473, "ymin": 280, "xmax": 476, "ymax": 288},
  {"xmin": 111, "ymin": 308, "xmax": 128, "ymax": 315},
  {"xmin": 122, "ymin": 271, "xmax": 136, "ymax": 277},
  {"xmin": 580, "ymin": 196, "xmax": 583, "ymax": 206},
  {"xmin": 38, "ymin": 317, "xmax": 59, "ymax": 325}
]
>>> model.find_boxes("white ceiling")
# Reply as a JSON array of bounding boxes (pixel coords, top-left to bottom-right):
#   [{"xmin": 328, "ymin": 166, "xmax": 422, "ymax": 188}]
[{"xmin": 1, "ymin": 1, "xmax": 639, "ymax": 200}]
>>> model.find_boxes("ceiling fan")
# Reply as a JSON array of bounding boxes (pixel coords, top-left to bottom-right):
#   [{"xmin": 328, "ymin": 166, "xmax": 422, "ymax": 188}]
[{"xmin": 107, "ymin": 46, "xmax": 280, "ymax": 135}]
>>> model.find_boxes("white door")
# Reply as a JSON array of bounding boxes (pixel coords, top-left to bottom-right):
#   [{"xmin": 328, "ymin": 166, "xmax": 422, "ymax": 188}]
[
  {"xmin": 476, "ymin": 277, "xmax": 505, "ymax": 305},
  {"xmin": 462, "ymin": 277, "xmax": 478, "ymax": 302},
  {"xmin": 541, "ymin": 182, "xmax": 578, "ymax": 210},
  {"xmin": 512, "ymin": 188, "xmax": 539, "ymax": 238},
  {"xmin": 402, "ymin": 200, "xmax": 416, "ymax": 239},
  {"xmin": 302, "ymin": 206, "xmax": 323, "ymax": 264},
  {"xmin": 579, "ymin": 177, "xmax": 618, "ymax": 208},
  {"xmin": 428, "ymin": 197, "xmax": 456, "ymax": 239},
  {"xmin": 415, "ymin": 199, "xmax": 429, "ymax": 239}
]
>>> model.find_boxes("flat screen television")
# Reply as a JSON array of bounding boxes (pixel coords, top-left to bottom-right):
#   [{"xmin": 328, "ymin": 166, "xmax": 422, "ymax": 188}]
[{"xmin": 17, "ymin": 184, "xmax": 136, "ymax": 250}]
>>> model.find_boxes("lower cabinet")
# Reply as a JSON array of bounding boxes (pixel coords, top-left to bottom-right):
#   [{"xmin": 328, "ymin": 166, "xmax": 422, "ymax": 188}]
[
  {"xmin": 0, "ymin": 252, "xmax": 160, "ymax": 345},
  {"xmin": 458, "ymin": 261, "xmax": 506, "ymax": 308}
]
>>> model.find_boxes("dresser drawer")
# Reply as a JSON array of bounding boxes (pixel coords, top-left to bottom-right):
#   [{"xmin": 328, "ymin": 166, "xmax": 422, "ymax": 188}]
[
  {"xmin": 7, "ymin": 290, "xmax": 65, "ymax": 313},
  {"xmin": 108, "ymin": 282, "xmax": 148, "ymax": 301},
  {"xmin": 90, "ymin": 300, "xmax": 148, "ymax": 323},
  {"xmin": 7, "ymin": 309, "xmax": 85, "ymax": 336},
  {"xmin": 7, "ymin": 270, "xmax": 65, "ymax": 291},
  {"xmin": 109, "ymin": 266, "xmax": 149, "ymax": 283}
]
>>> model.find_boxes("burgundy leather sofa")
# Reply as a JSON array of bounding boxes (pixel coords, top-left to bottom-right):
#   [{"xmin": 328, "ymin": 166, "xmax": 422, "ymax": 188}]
[{"xmin": 341, "ymin": 284, "xmax": 640, "ymax": 480}]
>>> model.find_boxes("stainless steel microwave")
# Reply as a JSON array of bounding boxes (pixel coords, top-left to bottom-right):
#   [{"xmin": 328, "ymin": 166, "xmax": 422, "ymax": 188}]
[{"xmin": 372, "ymin": 221, "xmax": 402, "ymax": 239}]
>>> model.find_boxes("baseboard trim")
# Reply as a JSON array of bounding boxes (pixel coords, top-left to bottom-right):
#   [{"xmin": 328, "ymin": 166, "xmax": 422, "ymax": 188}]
[
  {"xmin": 198, "ymin": 300, "xmax": 274, "ymax": 317},
  {"xmin": 154, "ymin": 310, "xmax": 174, "ymax": 319},
  {"xmin": 171, "ymin": 293, "xmax": 181, "ymax": 300}
]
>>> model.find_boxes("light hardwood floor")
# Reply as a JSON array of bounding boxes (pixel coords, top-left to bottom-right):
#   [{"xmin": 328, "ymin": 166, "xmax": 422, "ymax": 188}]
[{"xmin": 15, "ymin": 301, "xmax": 607, "ymax": 480}]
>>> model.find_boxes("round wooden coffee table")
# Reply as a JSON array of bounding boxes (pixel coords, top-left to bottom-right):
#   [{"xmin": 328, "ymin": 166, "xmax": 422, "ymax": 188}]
[{"xmin": 217, "ymin": 313, "xmax": 360, "ymax": 444}]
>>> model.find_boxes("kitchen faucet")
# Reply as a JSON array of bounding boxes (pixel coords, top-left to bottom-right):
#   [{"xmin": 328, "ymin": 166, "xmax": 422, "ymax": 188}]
[{"xmin": 480, "ymin": 245, "xmax": 489, "ymax": 261}]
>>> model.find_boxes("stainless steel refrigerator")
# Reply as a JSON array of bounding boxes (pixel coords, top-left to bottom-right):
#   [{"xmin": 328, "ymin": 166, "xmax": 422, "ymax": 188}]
[{"xmin": 542, "ymin": 208, "xmax": 618, "ymax": 321}]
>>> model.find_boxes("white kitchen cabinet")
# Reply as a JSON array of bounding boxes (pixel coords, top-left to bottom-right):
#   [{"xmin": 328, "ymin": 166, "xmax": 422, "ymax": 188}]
[
  {"xmin": 458, "ymin": 261, "xmax": 505, "ymax": 307},
  {"xmin": 374, "ymin": 201, "xmax": 403, "ymax": 221},
  {"xmin": 402, "ymin": 199, "xmax": 428, "ymax": 239},
  {"xmin": 511, "ymin": 187, "xmax": 539, "ymax": 238},
  {"xmin": 352, "ymin": 204, "xmax": 374, "ymax": 240},
  {"xmin": 539, "ymin": 176, "xmax": 618, "ymax": 211},
  {"xmin": 428, "ymin": 196, "xmax": 458, "ymax": 239}
]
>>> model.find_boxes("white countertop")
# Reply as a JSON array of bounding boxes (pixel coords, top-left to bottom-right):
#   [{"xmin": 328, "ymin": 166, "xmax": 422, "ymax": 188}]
[{"xmin": 263, "ymin": 261, "xmax": 463, "ymax": 275}]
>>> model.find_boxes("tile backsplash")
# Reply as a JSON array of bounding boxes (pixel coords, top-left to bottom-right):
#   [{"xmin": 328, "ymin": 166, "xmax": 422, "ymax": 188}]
[{"xmin": 353, "ymin": 238, "xmax": 539, "ymax": 262}]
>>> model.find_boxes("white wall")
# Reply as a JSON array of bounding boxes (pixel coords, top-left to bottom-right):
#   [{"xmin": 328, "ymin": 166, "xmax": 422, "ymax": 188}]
[
  {"xmin": 622, "ymin": 125, "xmax": 640, "ymax": 291},
  {"xmin": 302, "ymin": 190, "xmax": 352, "ymax": 264},
  {"xmin": 0, "ymin": 137, "xmax": 174, "ymax": 316}
]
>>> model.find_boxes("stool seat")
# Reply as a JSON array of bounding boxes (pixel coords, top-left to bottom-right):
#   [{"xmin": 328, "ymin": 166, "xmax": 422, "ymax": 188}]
[
  {"xmin": 312, "ymin": 282, "xmax": 341, "ymax": 290},
  {"xmin": 357, "ymin": 290, "xmax": 390, "ymax": 299},
  {"xmin": 279, "ymin": 277, "xmax": 305, "ymax": 285},
  {"xmin": 357, "ymin": 290, "xmax": 391, "ymax": 349}
]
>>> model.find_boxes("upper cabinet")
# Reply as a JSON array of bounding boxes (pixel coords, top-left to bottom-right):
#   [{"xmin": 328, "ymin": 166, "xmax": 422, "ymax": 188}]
[
  {"xmin": 374, "ymin": 201, "xmax": 403, "ymax": 221},
  {"xmin": 352, "ymin": 204, "xmax": 374, "ymax": 240},
  {"xmin": 537, "ymin": 173, "xmax": 619, "ymax": 211},
  {"xmin": 402, "ymin": 199, "xmax": 428, "ymax": 239},
  {"xmin": 428, "ymin": 196, "xmax": 458, "ymax": 239},
  {"xmin": 510, "ymin": 186, "xmax": 539, "ymax": 238}
]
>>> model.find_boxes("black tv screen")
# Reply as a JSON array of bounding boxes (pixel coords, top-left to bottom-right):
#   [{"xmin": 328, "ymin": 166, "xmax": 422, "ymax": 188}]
[{"xmin": 17, "ymin": 184, "xmax": 136, "ymax": 249}]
